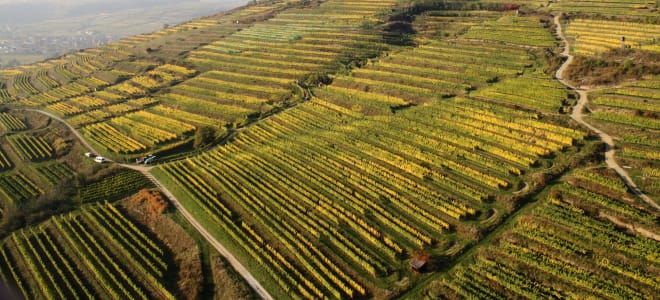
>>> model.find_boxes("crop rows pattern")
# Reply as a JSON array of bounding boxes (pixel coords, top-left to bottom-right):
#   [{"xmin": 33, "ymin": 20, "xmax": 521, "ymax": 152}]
[
  {"xmin": 432, "ymin": 171, "xmax": 658, "ymax": 299},
  {"xmin": 0, "ymin": 203, "xmax": 174, "ymax": 299},
  {"xmin": 587, "ymin": 76, "xmax": 660, "ymax": 198},
  {"xmin": 566, "ymin": 19, "xmax": 660, "ymax": 55}
]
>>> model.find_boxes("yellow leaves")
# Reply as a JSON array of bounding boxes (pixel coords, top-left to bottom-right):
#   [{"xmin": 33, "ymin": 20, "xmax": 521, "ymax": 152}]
[
  {"xmin": 69, "ymin": 96, "xmax": 109, "ymax": 108},
  {"xmin": 109, "ymin": 82, "xmax": 146, "ymax": 97},
  {"xmin": 47, "ymin": 102, "xmax": 82, "ymax": 116},
  {"xmin": 566, "ymin": 19, "xmax": 660, "ymax": 55},
  {"xmin": 131, "ymin": 76, "xmax": 161, "ymax": 89},
  {"xmin": 110, "ymin": 117, "xmax": 177, "ymax": 146},
  {"xmin": 83, "ymin": 123, "xmax": 146, "ymax": 153}
]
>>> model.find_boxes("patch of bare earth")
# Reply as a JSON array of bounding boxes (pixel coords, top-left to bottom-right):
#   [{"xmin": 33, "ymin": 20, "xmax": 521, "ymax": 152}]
[
  {"xmin": 210, "ymin": 252, "xmax": 255, "ymax": 300},
  {"xmin": 119, "ymin": 189, "xmax": 203, "ymax": 300}
]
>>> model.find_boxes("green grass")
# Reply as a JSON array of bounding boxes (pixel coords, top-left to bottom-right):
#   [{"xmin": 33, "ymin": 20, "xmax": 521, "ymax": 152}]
[{"xmin": 152, "ymin": 167, "xmax": 290, "ymax": 300}]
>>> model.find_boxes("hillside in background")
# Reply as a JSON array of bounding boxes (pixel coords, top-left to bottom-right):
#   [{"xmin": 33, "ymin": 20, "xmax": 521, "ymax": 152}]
[{"xmin": 0, "ymin": 0, "xmax": 657, "ymax": 299}]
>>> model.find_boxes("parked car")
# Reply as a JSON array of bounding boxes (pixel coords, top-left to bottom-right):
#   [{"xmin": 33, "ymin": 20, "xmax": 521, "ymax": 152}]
[
  {"xmin": 144, "ymin": 155, "xmax": 157, "ymax": 164},
  {"xmin": 84, "ymin": 152, "xmax": 95, "ymax": 158},
  {"xmin": 94, "ymin": 156, "xmax": 105, "ymax": 163}
]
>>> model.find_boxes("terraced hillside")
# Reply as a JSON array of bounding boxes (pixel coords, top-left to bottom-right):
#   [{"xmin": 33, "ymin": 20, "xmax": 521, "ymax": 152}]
[
  {"xmin": 426, "ymin": 169, "xmax": 659, "ymax": 299},
  {"xmin": 0, "ymin": 0, "xmax": 657, "ymax": 299},
  {"xmin": 152, "ymin": 6, "xmax": 595, "ymax": 299},
  {"xmin": 1, "ymin": 0, "xmax": 398, "ymax": 159},
  {"xmin": 566, "ymin": 19, "xmax": 660, "ymax": 54},
  {"xmin": 0, "ymin": 1, "xmax": 306, "ymax": 157},
  {"xmin": 586, "ymin": 76, "xmax": 660, "ymax": 199},
  {"xmin": 546, "ymin": 0, "xmax": 660, "ymax": 18}
]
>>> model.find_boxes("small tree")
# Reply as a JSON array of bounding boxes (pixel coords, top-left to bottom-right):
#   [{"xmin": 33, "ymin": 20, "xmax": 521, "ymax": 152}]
[
  {"xmin": 304, "ymin": 72, "xmax": 331, "ymax": 87},
  {"xmin": 193, "ymin": 126, "xmax": 216, "ymax": 149},
  {"xmin": 53, "ymin": 137, "xmax": 70, "ymax": 156}
]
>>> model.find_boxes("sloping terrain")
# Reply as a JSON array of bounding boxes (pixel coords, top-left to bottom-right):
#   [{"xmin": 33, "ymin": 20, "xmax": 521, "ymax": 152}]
[{"xmin": 0, "ymin": 0, "xmax": 657, "ymax": 299}]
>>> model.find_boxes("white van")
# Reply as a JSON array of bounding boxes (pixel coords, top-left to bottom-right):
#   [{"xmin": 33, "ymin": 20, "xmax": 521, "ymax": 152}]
[{"xmin": 94, "ymin": 156, "xmax": 105, "ymax": 163}]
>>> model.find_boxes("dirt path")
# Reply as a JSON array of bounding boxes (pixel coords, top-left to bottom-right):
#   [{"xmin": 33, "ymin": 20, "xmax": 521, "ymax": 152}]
[
  {"xmin": 19, "ymin": 109, "xmax": 100, "ymax": 155},
  {"xmin": 599, "ymin": 212, "xmax": 660, "ymax": 241},
  {"xmin": 513, "ymin": 182, "xmax": 529, "ymax": 194},
  {"xmin": 480, "ymin": 208, "xmax": 499, "ymax": 225},
  {"xmin": 142, "ymin": 173, "xmax": 273, "ymax": 300},
  {"xmin": 553, "ymin": 15, "xmax": 659, "ymax": 211},
  {"xmin": 18, "ymin": 108, "xmax": 273, "ymax": 299}
]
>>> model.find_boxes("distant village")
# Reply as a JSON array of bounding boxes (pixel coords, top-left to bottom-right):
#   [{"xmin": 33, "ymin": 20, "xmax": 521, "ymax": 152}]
[{"xmin": 0, "ymin": 28, "xmax": 120, "ymax": 68}]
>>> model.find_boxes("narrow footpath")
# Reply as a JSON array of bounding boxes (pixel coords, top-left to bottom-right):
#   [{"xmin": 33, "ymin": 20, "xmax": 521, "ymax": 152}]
[{"xmin": 553, "ymin": 15, "xmax": 659, "ymax": 210}]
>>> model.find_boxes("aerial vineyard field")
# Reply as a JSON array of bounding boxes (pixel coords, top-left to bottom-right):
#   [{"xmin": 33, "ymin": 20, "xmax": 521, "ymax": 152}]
[
  {"xmin": 547, "ymin": 0, "xmax": 660, "ymax": 18},
  {"xmin": 31, "ymin": 69, "xmax": 59, "ymax": 91},
  {"xmin": 154, "ymin": 89, "xmax": 586, "ymax": 298},
  {"xmin": 586, "ymin": 76, "xmax": 660, "ymax": 199},
  {"xmin": 471, "ymin": 76, "xmax": 570, "ymax": 112},
  {"xmin": 0, "ymin": 0, "xmax": 658, "ymax": 299},
  {"xmin": 47, "ymin": 102, "xmax": 84, "ymax": 116},
  {"xmin": 565, "ymin": 19, "xmax": 660, "ymax": 55},
  {"xmin": 1, "ymin": 0, "xmax": 398, "ymax": 157},
  {"xmin": 109, "ymin": 117, "xmax": 178, "ymax": 147},
  {"xmin": 462, "ymin": 16, "xmax": 556, "ymax": 47},
  {"xmin": 0, "ymin": 173, "xmax": 42, "ymax": 206},
  {"xmin": 0, "ymin": 89, "xmax": 10, "ymax": 102},
  {"xmin": 77, "ymin": 104, "xmax": 201, "ymax": 154},
  {"xmin": 164, "ymin": 0, "xmax": 398, "ymax": 126},
  {"xmin": 34, "ymin": 162, "xmax": 74, "ymax": 186},
  {"xmin": 82, "ymin": 123, "xmax": 148, "ymax": 154},
  {"xmin": 68, "ymin": 96, "xmax": 109, "ymax": 109},
  {"xmin": 2, "ymin": 54, "xmax": 116, "ymax": 102},
  {"xmin": 147, "ymin": 105, "xmax": 222, "ymax": 129},
  {"xmin": 0, "ymin": 0, "xmax": 289, "ymax": 106},
  {"xmin": 104, "ymin": 103, "xmax": 138, "ymax": 116},
  {"xmin": 28, "ymin": 82, "xmax": 91, "ymax": 105},
  {"xmin": 76, "ymin": 76, "xmax": 110, "ymax": 90},
  {"xmin": 92, "ymin": 90, "xmax": 125, "ymax": 102},
  {"xmin": 322, "ymin": 38, "xmax": 535, "ymax": 112},
  {"xmin": 0, "ymin": 109, "xmax": 184, "ymax": 296},
  {"xmin": 0, "ymin": 113, "xmax": 27, "ymax": 131},
  {"xmin": 0, "ymin": 149, "xmax": 12, "ymax": 171},
  {"xmin": 426, "ymin": 170, "xmax": 659, "ymax": 299},
  {"xmin": 77, "ymin": 170, "xmax": 153, "ymax": 203},
  {"xmin": 7, "ymin": 134, "xmax": 53, "ymax": 161},
  {"xmin": 413, "ymin": 10, "xmax": 501, "ymax": 39},
  {"xmin": 0, "ymin": 202, "xmax": 175, "ymax": 299},
  {"xmin": 8, "ymin": 74, "xmax": 40, "ymax": 97},
  {"xmin": 146, "ymin": 3, "xmax": 607, "ymax": 298}
]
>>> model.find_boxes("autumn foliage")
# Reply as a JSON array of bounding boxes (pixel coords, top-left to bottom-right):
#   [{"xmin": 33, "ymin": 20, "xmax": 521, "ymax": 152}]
[{"xmin": 130, "ymin": 189, "xmax": 169, "ymax": 219}]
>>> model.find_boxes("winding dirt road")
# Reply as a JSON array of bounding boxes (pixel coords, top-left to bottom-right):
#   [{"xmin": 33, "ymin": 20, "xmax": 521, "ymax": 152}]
[
  {"xmin": 19, "ymin": 108, "xmax": 273, "ymax": 299},
  {"xmin": 20, "ymin": 109, "xmax": 98, "ymax": 157},
  {"xmin": 553, "ymin": 15, "xmax": 659, "ymax": 210}
]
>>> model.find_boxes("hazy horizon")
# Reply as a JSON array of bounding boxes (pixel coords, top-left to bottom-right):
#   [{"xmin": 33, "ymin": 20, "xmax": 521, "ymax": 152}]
[
  {"xmin": 0, "ymin": 0, "xmax": 247, "ymax": 25},
  {"xmin": 0, "ymin": 0, "xmax": 247, "ymax": 67}
]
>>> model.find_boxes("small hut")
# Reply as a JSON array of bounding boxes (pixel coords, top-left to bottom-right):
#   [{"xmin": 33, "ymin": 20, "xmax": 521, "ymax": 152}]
[
  {"xmin": 410, "ymin": 250, "xmax": 429, "ymax": 272},
  {"xmin": 410, "ymin": 259, "xmax": 427, "ymax": 272}
]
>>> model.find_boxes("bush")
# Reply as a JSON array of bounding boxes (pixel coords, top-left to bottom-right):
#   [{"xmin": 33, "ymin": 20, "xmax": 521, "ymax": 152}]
[
  {"xmin": 566, "ymin": 49, "xmax": 660, "ymax": 86},
  {"xmin": 53, "ymin": 137, "xmax": 70, "ymax": 156},
  {"xmin": 193, "ymin": 126, "xmax": 216, "ymax": 149}
]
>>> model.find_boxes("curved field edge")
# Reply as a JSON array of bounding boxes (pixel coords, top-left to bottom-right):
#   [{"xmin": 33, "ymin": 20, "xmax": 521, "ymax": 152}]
[
  {"xmin": 1, "ymin": 0, "xmax": 658, "ymax": 299},
  {"xmin": 146, "ymin": 5, "xmax": 584, "ymax": 300},
  {"xmin": 413, "ymin": 168, "xmax": 659, "ymax": 299}
]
